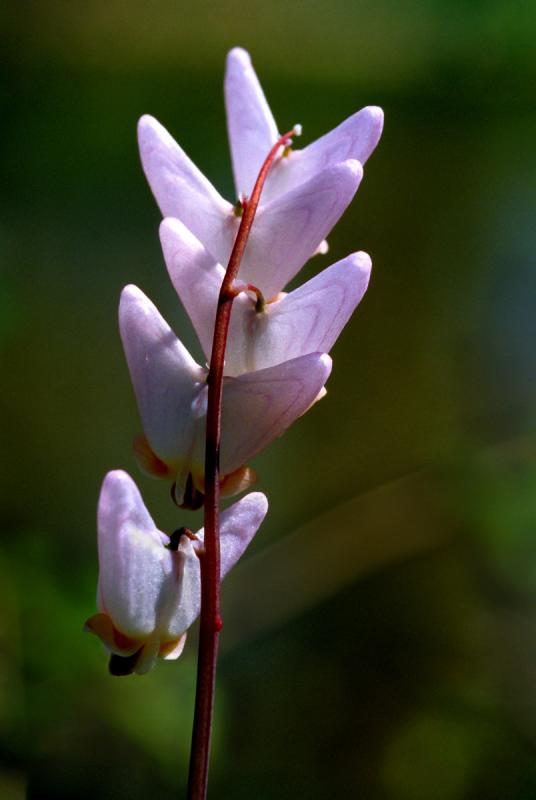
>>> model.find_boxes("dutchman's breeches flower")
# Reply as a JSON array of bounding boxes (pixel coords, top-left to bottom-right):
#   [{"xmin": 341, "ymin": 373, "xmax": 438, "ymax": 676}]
[
  {"xmin": 119, "ymin": 285, "xmax": 332, "ymax": 507},
  {"xmin": 137, "ymin": 47, "xmax": 382, "ymax": 287},
  {"xmin": 85, "ymin": 470, "xmax": 268, "ymax": 675},
  {"xmin": 224, "ymin": 48, "xmax": 383, "ymax": 203},
  {"xmin": 160, "ymin": 216, "xmax": 371, "ymax": 376}
]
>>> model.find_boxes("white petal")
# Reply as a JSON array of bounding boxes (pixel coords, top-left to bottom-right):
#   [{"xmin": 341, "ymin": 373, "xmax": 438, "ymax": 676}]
[
  {"xmin": 154, "ymin": 534, "xmax": 197, "ymax": 641},
  {"xmin": 224, "ymin": 47, "xmax": 279, "ymax": 200},
  {"xmin": 133, "ymin": 634, "xmax": 162, "ymax": 675},
  {"xmin": 97, "ymin": 470, "xmax": 170, "ymax": 639},
  {"xmin": 238, "ymin": 252, "xmax": 372, "ymax": 373},
  {"xmin": 266, "ymin": 251, "xmax": 371, "ymax": 356},
  {"xmin": 163, "ymin": 536, "xmax": 200, "ymax": 639},
  {"xmin": 119, "ymin": 284, "xmax": 206, "ymax": 473},
  {"xmin": 165, "ymin": 492, "xmax": 268, "ymax": 637},
  {"xmin": 160, "ymin": 217, "xmax": 223, "ymax": 363},
  {"xmin": 219, "ymin": 352, "xmax": 333, "ymax": 475},
  {"xmin": 218, "ymin": 491, "xmax": 269, "ymax": 578},
  {"xmin": 137, "ymin": 115, "xmax": 234, "ymax": 263},
  {"xmin": 160, "ymin": 632, "xmax": 188, "ymax": 660},
  {"xmin": 263, "ymin": 106, "xmax": 384, "ymax": 202},
  {"xmin": 239, "ymin": 160, "xmax": 363, "ymax": 298}
]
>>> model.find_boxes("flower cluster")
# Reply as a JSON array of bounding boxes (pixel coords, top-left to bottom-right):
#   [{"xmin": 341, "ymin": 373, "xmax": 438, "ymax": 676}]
[{"xmin": 85, "ymin": 47, "xmax": 382, "ymax": 675}]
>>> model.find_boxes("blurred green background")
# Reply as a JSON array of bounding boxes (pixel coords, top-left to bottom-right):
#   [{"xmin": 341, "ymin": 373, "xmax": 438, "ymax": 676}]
[{"xmin": 1, "ymin": 1, "xmax": 535, "ymax": 798}]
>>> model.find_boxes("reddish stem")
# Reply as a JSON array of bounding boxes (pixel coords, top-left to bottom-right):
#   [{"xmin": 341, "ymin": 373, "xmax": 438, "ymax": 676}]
[{"xmin": 187, "ymin": 128, "xmax": 299, "ymax": 799}]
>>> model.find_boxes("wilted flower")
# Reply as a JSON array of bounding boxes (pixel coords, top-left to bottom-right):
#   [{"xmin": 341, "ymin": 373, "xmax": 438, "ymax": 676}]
[
  {"xmin": 85, "ymin": 470, "xmax": 268, "ymax": 675},
  {"xmin": 119, "ymin": 285, "xmax": 332, "ymax": 506},
  {"xmin": 160, "ymin": 216, "xmax": 371, "ymax": 377},
  {"xmin": 137, "ymin": 47, "xmax": 383, "ymax": 298}
]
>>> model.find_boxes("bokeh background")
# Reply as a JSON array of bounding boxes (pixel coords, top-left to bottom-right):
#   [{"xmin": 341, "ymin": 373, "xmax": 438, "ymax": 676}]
[{"xmin": 1, "ymin": 1, "xmax": 535, "ymax": 798}]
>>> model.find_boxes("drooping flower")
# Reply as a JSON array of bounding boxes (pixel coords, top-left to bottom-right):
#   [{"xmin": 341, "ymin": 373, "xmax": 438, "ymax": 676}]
[
  {"xmin": 160, "ymin": 216, "xmax": 371, "ymax": 377},
  {"xmin": 85, "ymin": 470, "xmax": 268, "ymax": 675},
  {"xmin": 137, "ymin": 47, "xmax": 382, "ymax": 297},
  {"xmin": 119, "ymin": 285, "xmax": 332, "ymax": 506}
]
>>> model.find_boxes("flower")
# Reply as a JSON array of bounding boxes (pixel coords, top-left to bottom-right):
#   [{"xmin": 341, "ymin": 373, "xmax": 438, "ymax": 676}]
[
  {"xmin": 160, "ymin": 216, "xmax": 372, "ymax": 377},
  {"xmin": 119, "ymin": 285, "xmax": 332, "ymax": 506},
  {"xmin": 224, "ymin": 47, "xmax": 383, "ymax": 203},
  {"xmin": 84, "ymin": 470, "xmax": 268, "ymax": 675},
  {"xmin": 138, "ymin": 121, "xmax": 361, "ymax": 299},
  {"xmin": 137, "ymin": 47, "xmax": 383, "ymax": 298}
]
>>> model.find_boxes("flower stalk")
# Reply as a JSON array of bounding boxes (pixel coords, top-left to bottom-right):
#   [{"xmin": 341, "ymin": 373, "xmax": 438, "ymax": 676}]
[{"xmin": 187, "ymin": 127, "xmax": 301, "ymax": 800}]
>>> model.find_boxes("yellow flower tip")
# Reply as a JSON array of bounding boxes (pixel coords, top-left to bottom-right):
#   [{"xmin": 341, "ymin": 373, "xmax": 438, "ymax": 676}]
[
  {"xmin": 301, "ymin": 386, "xmax": 328, "ymax": 417},
  {"xmin": 220, "ymin": 465, "xmax": 257, "ymax": 498},
  {"xmin": 267, "ymin": 291, "xmax": 288, "ymax": 305},
  {"xmin": 315, "ymin": 386, "xmax": 328, "ymax": 403},
  {"xmin": 179, "ymin": 464, "xmax": 257, "ymax": 506},
  {"xmin": 84, "ymin": 612, "xmax": 142, "ymax": 656},
  {"xmin": 133, "ymin": 435, "xmax": 174, "ymax": 479},
  {"xmin": 314, "ymin": 239, "xmax": 329, "ymax": 256},
  {"xmin": 159, "ymin": 632, "xmax": 188, "ymax": 661}
]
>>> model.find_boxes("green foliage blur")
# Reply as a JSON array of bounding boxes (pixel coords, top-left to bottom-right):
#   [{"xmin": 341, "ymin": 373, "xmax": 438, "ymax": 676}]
[{"xmin": 1, "ymin": 1, "xmax": 535, "ymax": 797}]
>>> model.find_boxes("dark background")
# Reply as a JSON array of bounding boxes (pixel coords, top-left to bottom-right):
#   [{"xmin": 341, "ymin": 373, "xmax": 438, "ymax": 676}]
[{"xmin": 1, "ymin": 1, "xmax": 535, "ymax": 797}]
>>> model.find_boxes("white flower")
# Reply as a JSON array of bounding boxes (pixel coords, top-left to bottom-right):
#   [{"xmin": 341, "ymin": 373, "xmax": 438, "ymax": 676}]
[
  {"xmin": 119, "ymin": 285, "xmax": 332, "ymax": 506},
  {"xmin": 85, "ymin": 470, "xmax": 268, "ymax": 675},
  {"xmin": 160, "ymin": 217, "xmax": 371, "ymax": 377},
  {"xmin": 224, "ymin": 47, "xmax": 383, "ymax": 203},
  {"xmin": 137, "ymin": 47, "xmax": 383, "ymax": 298}
]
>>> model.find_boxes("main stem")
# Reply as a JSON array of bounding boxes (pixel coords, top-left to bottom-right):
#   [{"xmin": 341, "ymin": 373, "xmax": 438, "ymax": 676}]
[{"xmin": 187, "ymin": 129, "xmax": 299, "ymax": 799}]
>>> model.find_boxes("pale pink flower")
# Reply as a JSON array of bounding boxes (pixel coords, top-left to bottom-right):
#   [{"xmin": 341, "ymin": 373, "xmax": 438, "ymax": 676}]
[
  {"xmin": 137, "ymin": 47, "xmax": 382, "ymax": 298},
  {"xmin": 85, "ymin": 470, "xmax": 268, "ymax": 675},
  {"xmin": 224, "ymin": 47, "xmax": 383, "ymax": 203},
  {"xmin": 119, "ymin": 285, "xmax": 332, "ymax": 506},
  {"xmin": 160, "ymin": 217, "xmax": 371, "ymax": 377}
]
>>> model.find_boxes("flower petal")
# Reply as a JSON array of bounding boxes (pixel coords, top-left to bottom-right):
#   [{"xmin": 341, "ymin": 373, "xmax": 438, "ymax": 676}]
[
  {"xmin": 84, "ymin": 612, "xmax": 141, "ymax": 656},
  {"xmin": 161, "ymin": 534, "xmax": 200, "ymax": 640},
  {"xmin": 159, "ymin": 632, "xmax": 188, "ymax": 660},
  {"xmin": 230, "ymin": 251, "xmax": 372, "ymax": 373},
  {"xmin": 218, "ymin": 491, "xmax": 269, "ymax": 578},
  {"xmin": 137, "ymin": 115, "xmax": 234, "ymax": 262},
  {"xmin": 224, "ymin": 47, "xmax": 279, "ymax": 200},
  {"xmin": 239, "ymin": 160, "xmax": 363, "ymax": 298},
  {"xmin": 133, "ymin": 434, "xmax": 175, "ymax": 479},
  {"xmin": 219, "ymin": 352, "xmax": 333, "ymax": 475},
  {"xmin": 160, "ymin": 217, "xmax": 223, "ymax": 363},
  {"xmin": 133, "ymin": 634, "xmax": 162, "ymax": 675},
  {"xmin": 161, "ymin": 218, "xmax": 370, "ymax": 376},
  {"xmin": 96, "ymin": 470, "xmax": 170, "ymax": 640},
  {"xmin": 220, "ymin": 465, "xmax": 257, "ymax": 498},
  {"xmin": 165, "ymin": 492, "xmax": 268, "ymax": 637},
  {"xmin": 151, "ymin": 533, "xmax": 195, "ymax": 639},
  {"xmin": 119, "ymin": 284, "xmax": 206, "ymax": 476},
  {"xmin": 263, "ymin": 106, "xmax": 384, "ymax": 202}
]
